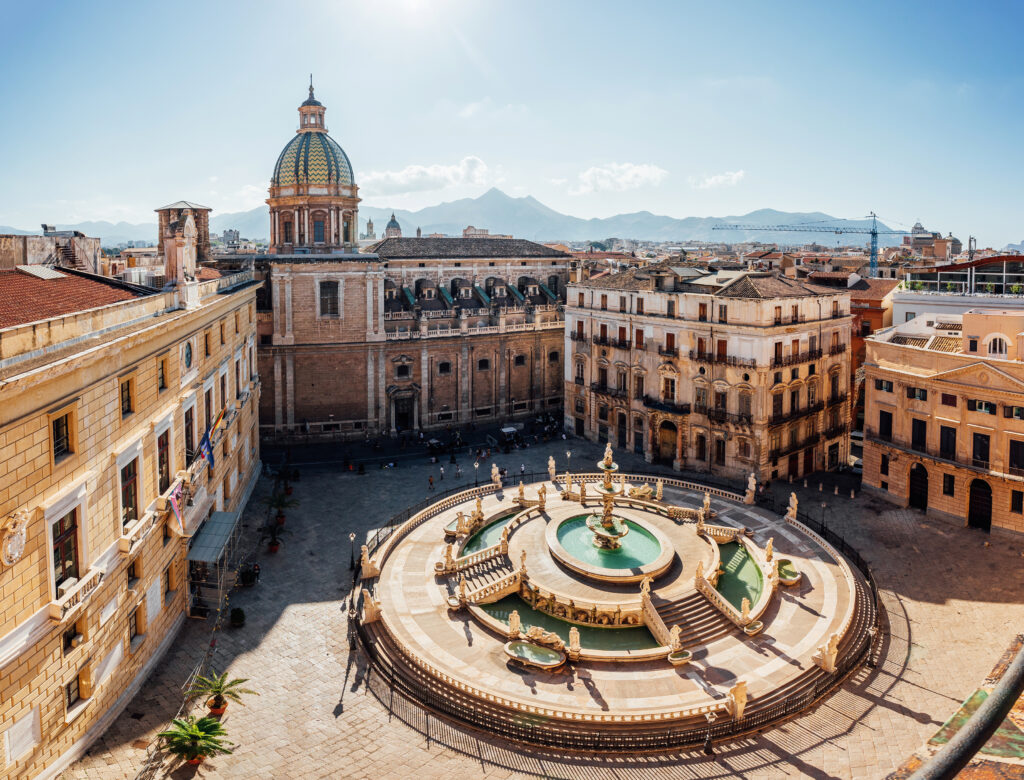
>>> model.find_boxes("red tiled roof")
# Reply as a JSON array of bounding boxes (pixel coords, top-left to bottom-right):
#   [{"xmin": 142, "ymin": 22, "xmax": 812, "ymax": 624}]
[
  {"xmin": 849, "ymin": 278, "xmax": 901, "ymax": 300},
  {"xmin": 0, "ymin": 270, "xmax": 149, "ymax": 329},
  {"xmin": 196, "ymin": 267, "xmax": 227, "ymax": 280},
  {"xmin": 808, "ymin": 271, "xmax": 852, "ymax": 280}
]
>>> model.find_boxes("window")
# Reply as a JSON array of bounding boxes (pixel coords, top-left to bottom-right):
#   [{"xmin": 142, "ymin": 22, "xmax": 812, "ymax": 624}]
[
  {"xmin": 989, "ymin": 337, "xmax": 1007, "ymax": 355},
  {"xmin": 635, "ymin": 329, "xmax": 644, "ymax": 349},
  {"xmin": 715, "ymin": 391, "xmax": 727, "ymax": 410},
  {"xmin": 790, "ymin": 368, "xmax": 799, "ymax": 381},
  {"xmin": 695, "ymin": 385, "xmax": 708, "ymax": 408},
  {"xmin": 157, "ymin": 357, "xmax": 168, "ymax": 390},
  {"xmin": 121, "ymin": 459, "xmax": 139, "ymax": 530},
  {"xmin": 577, "ymin": 292, "xmax": 584, "ymax": 307},
  {"xmin": 941, "ymin": 393, "xmax": 957, "ymax": 407},
  {"xmin": 283, "ymin": 221, "xmax": 293, "ymax": 243},
  {"xmin": 738, "ymin": 439, "xmax": 750, "ymax": 458},
  {"xmin": 204, "ymin": 332, "xmax": 211, "ymax": 357},
  {"xmin": 184, "ymin": 407, "xmax": 195, "ymax": 461},
  {"xmin": 667, "ymin": 300, "xmax": 676, "ymax": 317},
  {"xmin": 967, "ymin": 399, "xmax": 997, "ymax": 415},
  {"xmin": 772, "ymin": 392, "xmax": 783, "ymax": 417},
  {"xmin": 968, "ymin": 339, "xmax": 978, "ymax": 352},
  {"xmin": 157, "ymin": 430, "xmax": 171, "ymax": 494},
  {"xmin": 943, "ymin": 474, "xmax": 955, "ymax": 496},
  {"xmin": 808, "ymin": 383, "xmax": 817, "ymax": 406},
  {"xmin": 514, "ymin": 354, "xmax": 526, "ymax": 367},
  {"xmin": 636, "ymin": 298, "xmax": 644, "ymax": 314},
  {"xmin": 52, "ymin": 509, "xmax": 79, "ymax": 597},
  {"xmin": 598, "ymin": 405, "xmax": 609, "ymax": 421},
  {"xmin": 906, "ymin": 387, "xmax": 928, "ymax": 401},
  {"xmin": 120, "ymin": 378, "xmax": 134, "ymax": 417},
  {"xmin": 718, "ymin": 305, "xmax": 728, "ymax": 323},
  {"xmin": 774, "ymin": 306, "xmax": 782, "ymax": 325},
  {"xmin": 63, "ymin": 625, "xmax": 79, "ymax": 654},
  {"xmin": 66, "ymin": 676, "xmax": 80, "ymax": 710},
  {"xmin": 319, "ymin": 281, "xmax": 339, "ymax": 317},
  {"xmin": 52, "ymin": 412, "xmax": 72, "ymax": 460},
  {"xmin": 832, "ymin": 300, "xmax": 839, "ymax": 317},
  {"xmin": 790, "ymin": 389, "xmax": 800, "ymax": 411},
  {"xmin": 698, "ymin": 303, "xmax": 708, "ymax": 322},
  {"xmin": 477, "ymin": 358, "xmax": 490, "ymax": 371},
  {"xmin": 739, "ymin": 393, "xmax": 752, "ymax": 418},
  {"xmin": 1010, "ymin": 440, "xmax": 1024, "ymax": 473},
  {"xmin": 662, "ymin": 377, "xmax": 676, "ymax": 400},
  {"xmin": 880, "ymin": 454, "xmax": 889, "ymax": 476},
  {"xmin": 792, "ymin": 305, "xmax": 799, "ymax": 322},
  {"xmin": 219, "ymin": 322, "xmax": 226, "ymax": 345},
  {"xmin": 634, "ymin": 376, "xmax": 644, "ymax": 398},
  {"xmin": 234, "ymin": 312, "xmax": 240, "ymax": 334},
  {"xmin": 219, "ymin": 374, "xmax": 227, "ymax": 411},
  {"xmin": 396, "ymin": 364, "xmax": 410, "ymax": 378},
  {"xmin": 163, "ymin": 565, "xmax": 173, "ymax": 597},
  {"xmin": 878, "ymin": 409, "xmax": 893, "ymax": 440},
  {"xmin": 619, "ymin": 296, "xmax": 626, "ymax": 312},
  {"xmin": 548, "ymin": 350, "xmax": 559, "ymax": 363},
  {"xmin": 128, "ymin": 608, "xmax": 139, "ymax": 641},
  {"xmin": 600, "ymin": 294, "xmax": 607, "ymax": 310},
  {"xmin": 1013, "ymin": 491, "xmax": 1024, "ymax": 514},
  {"xmin": 940, "ymin": 426, "xmax": 957, "ymax": 459},
  {"xmin": 127, "ymin": 558, "xmax": 140, "ymax": 589},
  {"xmin": 973, "ymin": 432, "xmax": 991, "ymax": 467},
  {"xmin": 575, "ymin": 362, "xmax": 584, "ymax": 383},
  {"xmin": 438, "ymin": 361, "xmax": 452, "ymax": 375},
  {"xmin": 313, "ymin": 220, "xmax": 325, "ymax": 243},
  {"xmin": 874, "ymin": 379, "xmax": 894, "ymax": 393},
  {"xmin": 1007, "ymin": 406, "xmax": 1024, "ymax": 420},
  {"xmin": 911, "ymin": 418, "xmax": 927, "ymax": 451}
]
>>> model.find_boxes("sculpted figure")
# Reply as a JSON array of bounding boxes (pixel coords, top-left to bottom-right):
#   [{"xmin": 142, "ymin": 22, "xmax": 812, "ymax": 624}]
[{"xmin": 508, "ymin": 609, "xmax": 521, "ymax": 637}]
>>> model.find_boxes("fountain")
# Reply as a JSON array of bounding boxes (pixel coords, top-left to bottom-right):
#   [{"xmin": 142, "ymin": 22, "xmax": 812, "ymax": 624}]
[{"xmin": 585, "ymin": 443, "xmax": 630, "ymax": 549}]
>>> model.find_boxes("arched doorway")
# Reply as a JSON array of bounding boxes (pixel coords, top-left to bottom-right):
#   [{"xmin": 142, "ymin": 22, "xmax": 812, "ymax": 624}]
[
  {"xmin": 657, "ymin": 421, "xmax": 677, "ymax": 463},
  {"xmin": 908, "ymin": 464, "xmax": 929, "ymax": 511},
  {"xmin": 968, "ymin": 479, "xmax": 992, "ymax": 532}
]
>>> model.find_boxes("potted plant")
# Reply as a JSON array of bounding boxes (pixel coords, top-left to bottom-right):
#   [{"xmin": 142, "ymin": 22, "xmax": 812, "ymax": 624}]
[
  {"xmin": 230, "ymin": 607, "xmax": 246, "ymax": 628},
  {"xmin": 186, "ymin": 670, "xmax": 258, "ymax": 716},
  {"xmin": 262, "ymin": 493, "xmax": 298, "ymax": 525},
  {"xmin": 157, "ymin": 715, "xmax": 233, "ymax": 765},
  {"xmin": 261, "ymin": 523, "xmax": 289, "ymax": 553}
]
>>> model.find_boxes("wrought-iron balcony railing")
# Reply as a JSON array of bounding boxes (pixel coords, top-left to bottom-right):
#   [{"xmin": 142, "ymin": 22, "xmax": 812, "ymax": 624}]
[
  {"xmin": 829, "ymin": 343, "xmax": 848, "ymax": 355},
  {"xmin": 658, "ymin": 344, "xmax": 679, "ymax": 357},
  {"xmin": 770, "ymin": 348, "xmax": 823, "ymax": 368},
  {"xmin": 769, "ymin": 401, "xmax": 824, "ymax": 426},
  {"xmin": 688, "ymin": 350, "xmax": 757, "ymax": 368},
  {"xmin": 827, "ymin": 392, "xmax": 848, "ymax": 407},
  {"xmin": 769, "ymin": 433, "xmax": 821, "ymax": 461},
  {"xmin": 694, "ymin": 405, "xmax": 753, "ymax": 426},
  {"xmin": 643, "ymin": 395, "xmax": 690, "ymax": 415},
  {"xmin": 590, "ymin": 382, "xmax": 627, "ymax": 399}
]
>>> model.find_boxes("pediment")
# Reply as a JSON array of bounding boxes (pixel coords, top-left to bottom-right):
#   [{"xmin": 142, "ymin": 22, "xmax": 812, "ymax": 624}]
[{"xmin": 930, "ymin": 362, "xmax": 1024, "ymax": 394}]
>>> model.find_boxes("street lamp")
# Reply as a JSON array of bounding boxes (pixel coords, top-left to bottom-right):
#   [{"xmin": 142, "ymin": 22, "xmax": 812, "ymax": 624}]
[
  {"xmin": 566, "ymin": 450, "xmax": 572, "ymax": 473},
  {"xmin": 349, "ymin": 532, "xmax": 356, "ymax": 570},
  {"xmin": 820, "ymin": 502, "xmax": 827, "ymax": 534},
  {"xmin": 474, "ymin": 461, "xmax": 479, "ymax": 486}
]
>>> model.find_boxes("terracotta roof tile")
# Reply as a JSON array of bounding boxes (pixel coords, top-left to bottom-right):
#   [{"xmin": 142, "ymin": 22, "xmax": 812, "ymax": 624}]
[
  {"xmin": 0, "ymin": 269, "xmax": 149, "ymax": 329},
  {"xmin": 848, "ymin": 278, "xmax": 901, "ymax": 300}
]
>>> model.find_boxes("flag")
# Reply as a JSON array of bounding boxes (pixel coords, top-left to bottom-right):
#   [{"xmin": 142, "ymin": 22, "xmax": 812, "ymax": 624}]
[
  {"xmin": 211, "ymin": 406, "xmax": 226, "ymax": 435},
  {"xmin": 168, "ymin": 481, "xmax": 184, "ymax": 534},
  {"xmin": 199, "ymin": 429, "xmax": 215, "ymax": 469}
]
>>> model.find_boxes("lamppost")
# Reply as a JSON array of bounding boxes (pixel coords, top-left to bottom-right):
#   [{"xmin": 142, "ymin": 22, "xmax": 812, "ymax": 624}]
[
  {"xmin": 474, "ymin": 461, "xmax": 479, "ymax": 486},
  {"xmin": 820, "ymin": 502, "xmax": 827, "ymax": 534},
  {"xmin": 349, "ymin": 532, "xmax": 356, "ymax": 570},
  {"xmin": 566, "ymin": 450, "xmax": 572, "ymax": 473}
]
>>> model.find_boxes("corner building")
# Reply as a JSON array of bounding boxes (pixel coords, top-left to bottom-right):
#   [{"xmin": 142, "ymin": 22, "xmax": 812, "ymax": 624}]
[
  {"xmin": 862, "ymin": 309, "xmax": 1024, "ymax": 535},
  {"xmin": 0, "ymin": 210, "xmax": 260, "ymax": 778},
  {"xmin": 253, "ymin": 88, "xmax": 571, "ymax": 437},
  {"xmin": 565, "ymin": 266, "xmax": 852, "ymax": 482}
]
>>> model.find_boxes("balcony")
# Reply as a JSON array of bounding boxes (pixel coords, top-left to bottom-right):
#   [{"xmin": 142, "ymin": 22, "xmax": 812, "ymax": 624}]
[
  {"xmin": 591, "ymin": 382, "xmax": 627, "ymax": 399},
  {"xmin": 769, "ymin": 401, "xmax": 824, "ymax": 426},
  {"xmin": 827, "ymin": 392, "xmax": 848, "ymax": 407},
  {"xmin": 592, "ymin": 334, "xmax": 611, "ymax": 347},
  {"xmin": 694, "ymin": 405, "xmax": 753, "ymax": 426},
  {"xmin": 865, "ymin": 428, "xmax": 1004, "ymax": 476},
  {"xmin": 769, "ymin": 433, "xmax": 821, "ymax": 461},
  {"xmin": 658, "ymin": 344, "xmax": 679, "ymax": 358},
  {"xmin": 570, "ymin": 331, "xmax": 587, "ymax": 342},
  {"xmin": 689, "ymin": 350, "xmax": 757, "ymax": 369},
  {"xmin": 773, "ymin": 315, "xmax": 807, "ymax": 326},
  {"xmin": 823, "ymin": 423, "xmax": 849, "ymax": 439},
  {"xmin": 770, "ymin": 348, "xmax": 823, "ymax": 368},
  {"xmin": 612, "ymin": 338, "xmax": 632, "ymax": 350},
  {"xmin": 643, "ymin": 395, "xmax": 691, "ymax": 415},
  {"xmin": 829, "ymin": 343, "xmax": 848, "ymax": 356},
  {"xmin": 48, "ymin": 568, "xmax": 103, "ymax": 623}
]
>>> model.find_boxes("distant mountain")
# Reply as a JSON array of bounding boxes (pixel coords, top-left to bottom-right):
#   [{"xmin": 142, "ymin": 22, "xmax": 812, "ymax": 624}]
[
  {"xmin": 1, "ymin": 188, "xmax": 906, "ymax": 247},
  {"xmin": 1004, "ymin": 241, "xmax": 1024, "ymax": 253}
]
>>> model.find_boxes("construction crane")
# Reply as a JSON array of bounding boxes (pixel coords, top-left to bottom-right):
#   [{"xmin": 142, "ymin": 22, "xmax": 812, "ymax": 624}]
[{"xmin": 712, "ymin": 212, "xmax": 904, "ymax": 277}]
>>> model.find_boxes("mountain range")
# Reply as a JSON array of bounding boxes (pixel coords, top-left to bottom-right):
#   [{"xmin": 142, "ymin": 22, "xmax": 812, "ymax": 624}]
[{"xmin": 0, "ymin": 188, "xmax": 907, "ymax": 248}]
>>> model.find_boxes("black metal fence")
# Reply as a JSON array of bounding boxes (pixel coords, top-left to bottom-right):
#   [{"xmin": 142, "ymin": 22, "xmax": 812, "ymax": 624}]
[{"xmin": 350, "ymin": 474, "xmax": 881, "ymax": 752}]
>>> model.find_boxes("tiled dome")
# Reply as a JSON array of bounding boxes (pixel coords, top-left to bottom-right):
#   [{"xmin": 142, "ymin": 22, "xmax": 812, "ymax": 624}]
[{"xmin": 272, "ymin": 131, "xmax": 353, "ymax": 188}]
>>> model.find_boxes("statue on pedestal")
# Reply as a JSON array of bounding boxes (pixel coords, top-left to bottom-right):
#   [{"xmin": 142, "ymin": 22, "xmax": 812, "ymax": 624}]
[
  {"xmin": 458, "ymin": 576, "xmax": 468, "ymax": 602},
  {"xmin": 695, "ymin": 559, "xmax": 705, "ymax": 583},
  {"xmin": 491, "ymin": 463, "xmax": 501, "ymax": 486},
  {"xmin": 786, "ymin": 492, "xmax": 799, "ymax": 521},
  {"xmin": 765, "ymin": 537, "xmax": 774, "ymax": 563},
  {"xmin": 702, "ymin": 492, "xmax": 711, "ymax": 517},
  {"xmin": 548, "ymin": 455, "xmax": 556, "ymax": 481},
  {"xmin": 568, "ymin": 626, "xmax": 581, "ymax": 659},
  {"xmin": 640, "ymin": 576, "xmax": 652, "ymax": 599},
  {"xmin": 499, "ymin": 526, "xmax": 510, "ymax": 554},
  {"xmin": 741, "ymin": 597, "xmax": 751, "ymax": 623},
  {"xmin": 537, "ymin": 484, "xmax": 546, "ymax": 510},
  {"xmin": 517, "ymin": 481, "xmax": 525, "ymax": 501},
  {"xmin": 509, "ymin": 609, "xmax": 521, "ymax": 638},
  {"xmin": 727, "ymin": 680, "xmax": 748, "ymax": 720},
  {"xmin": 669, "ymin": 624, "xmax": 682, "ymax": 651},
  {"xmin": 520, "ymin": 549, "xmax": 528, "ymax": 573},
  {"xmin": 656, "ymin": 479, "xmax": 664, "ymax": 501},
  {"xmin": 602, "ymin": 442, "xmax": 614, "ymax": 468}
]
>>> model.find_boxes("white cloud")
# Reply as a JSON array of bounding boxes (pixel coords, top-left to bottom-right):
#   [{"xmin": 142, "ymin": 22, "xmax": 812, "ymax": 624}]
[
  {"xmin": 359, "ymin": 156, "xmax": 491, "ymax": 196},
  {"xmin": 569, "ymin": 163, "xmax": 668, "ymax": 195},
  {"xmin": 689, "ymin": 170, "xmax": 745, "ymax": 189}
]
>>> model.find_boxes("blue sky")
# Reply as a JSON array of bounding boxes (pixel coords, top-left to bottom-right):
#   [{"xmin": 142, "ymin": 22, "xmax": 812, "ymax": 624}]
[{"xmin": 2, "ymin": 0, "xmax": 1023, "ymax": 245}]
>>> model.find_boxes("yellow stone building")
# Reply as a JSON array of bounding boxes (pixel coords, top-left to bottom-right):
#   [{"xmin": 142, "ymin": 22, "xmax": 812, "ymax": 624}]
[
  {"xmin": 0, "ymin": 207, "xmax": 260, "ymax": 778},
  {"xmin": 863, "ymin": 309, "xmax": 1024, "ymax": 535}
]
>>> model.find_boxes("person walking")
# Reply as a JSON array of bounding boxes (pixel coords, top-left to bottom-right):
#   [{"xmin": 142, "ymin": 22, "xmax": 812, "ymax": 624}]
[
  {"xmin": 428, "ymin": 475, "xmax": 434, "ymax": 491},
  {"xmin": 455, "ymin": 464, "xmax": 463, "ymax": 479},
  {"xmin": 439, "ymin": 465, "xmax": 445, "ymax": 481},
  {"xmin": 520, "ymin": 463, "xmax": 526, "ymax": 476}
]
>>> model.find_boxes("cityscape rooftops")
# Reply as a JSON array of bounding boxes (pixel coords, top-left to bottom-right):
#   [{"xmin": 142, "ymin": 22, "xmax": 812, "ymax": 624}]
[
  {"xmin": 0, "ymin": 267, "xmax": 151, "ymax": 329},
  {"xmin": 368, "ymin": 237, "xmax": 571, "ymax": 260}
]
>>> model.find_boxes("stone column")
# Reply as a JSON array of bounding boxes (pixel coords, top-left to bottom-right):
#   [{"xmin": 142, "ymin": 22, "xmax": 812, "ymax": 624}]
[
  {"xmin": 498, "ymin": 346, "xmax": 508, "ymax": 417},
  {"xmin": 420, "ymin": 347, "xmax": 429, "ymax": 429},
  {"xmin": 293, "ymin": 208, "xmax": 299, "ymax": 245},
  {"xmin": 673, "ymin": 422, "xmax": 684, "ymax": 471},
  {"xmin": 273, "ymin": 353, "xmax": 283, "ymax": 430},
  {"xmin": 285, "ymin": 352, "xmax": 295, "ymax": 428},
  {"xmin": 304, "ymin": 208, "xmax": 310, "ymax": 247},
  {"xmin": 460, "ymin": 343, "xmax": 471, "ymax": 423}
]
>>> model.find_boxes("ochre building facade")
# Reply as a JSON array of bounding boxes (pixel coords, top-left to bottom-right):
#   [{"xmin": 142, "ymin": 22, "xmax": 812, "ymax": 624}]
[{"xmin": 0, "ymin": 209, "xmax": 260, "ymax": 778}]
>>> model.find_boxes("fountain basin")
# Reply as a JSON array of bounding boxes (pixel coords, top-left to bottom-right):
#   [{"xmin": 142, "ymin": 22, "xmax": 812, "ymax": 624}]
[
  {"xmin": 504, "ymin": 640, "xmax": 565, "ymax": 669},
  {"xmin": 546, "ymin": 514, "xmax": 674, "ymax": 583}
]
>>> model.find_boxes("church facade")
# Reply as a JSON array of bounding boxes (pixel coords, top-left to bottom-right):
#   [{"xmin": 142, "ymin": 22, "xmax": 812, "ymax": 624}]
[{"xmin": 250, "ymin": 87, "xmax": 570, "ymax": 439}]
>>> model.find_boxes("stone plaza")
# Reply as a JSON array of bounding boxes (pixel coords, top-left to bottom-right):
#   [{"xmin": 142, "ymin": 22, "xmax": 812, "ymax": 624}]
[{"xmin": 61, "ymin": 438, "xmax": 1024, "ymax": 779}]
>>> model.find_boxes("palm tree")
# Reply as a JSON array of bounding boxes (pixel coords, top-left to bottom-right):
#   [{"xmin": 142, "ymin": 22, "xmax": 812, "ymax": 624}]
[
  {"xmin": 186, "ymin": 670, "xmax": 258, "ymax": 714},
  {"xmin": 157, "ymin": 715, "xmax": 233, "ymax": 764}
]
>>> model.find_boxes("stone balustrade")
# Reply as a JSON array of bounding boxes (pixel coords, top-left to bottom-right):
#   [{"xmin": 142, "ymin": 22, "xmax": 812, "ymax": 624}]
[
  {"xmin": 518, "ymin": 581, "xmax": 644, "ymax": 626},
  {"xmin": 641, "ymin": 595, "xmax": 673, "ymax": 647},
  {"xmin": 49, "ymin": 567, "xmax": 103, "ymax": 622},
  {"xmin": 464, "ymin": 571, "xmax": 521, "ymax": 604},
  {"xmin": 118, "ymin": 510, "xmax": 159, "ymax": 554}
]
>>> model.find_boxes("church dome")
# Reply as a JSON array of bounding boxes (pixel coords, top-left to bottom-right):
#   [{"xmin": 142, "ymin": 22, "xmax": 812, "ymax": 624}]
[
  {"xmin": 386, "ymin": 213, "xmax": 401, "ymax": 230},
  {"xmin": 272, "ymin": 131, "xmax": 353, "ymax": 188}
]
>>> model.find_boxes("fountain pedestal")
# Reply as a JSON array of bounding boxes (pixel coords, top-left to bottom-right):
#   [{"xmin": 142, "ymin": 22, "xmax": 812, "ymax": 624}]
[{"xmin": 585, "ymin": 444, "xmax": 629, "ymax": 549}]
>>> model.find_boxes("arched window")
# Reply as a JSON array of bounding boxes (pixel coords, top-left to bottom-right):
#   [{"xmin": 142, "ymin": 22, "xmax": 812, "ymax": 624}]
[{"xmin": 989, "ymin": 337, "xmax": 1007, "ymax": 355}]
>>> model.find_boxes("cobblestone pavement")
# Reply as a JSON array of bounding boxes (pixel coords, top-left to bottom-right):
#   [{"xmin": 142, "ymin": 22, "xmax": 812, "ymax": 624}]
[{"xmin": 61, "ymin": 442, "xmax": 1024, "ymax": 780}]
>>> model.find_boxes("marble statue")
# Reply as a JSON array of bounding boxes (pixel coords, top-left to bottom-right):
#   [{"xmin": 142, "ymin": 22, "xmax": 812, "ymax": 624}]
[
  {"xmin": 640, "ymin": 576, "xmax": 652, "ymax": 599},
  {"xmin": 786, "ymin": 492, "xmax": 799, "ymax": 521},
  {"xmin": 491, "ymin": 463, "xmax": 501, "ymax": 486},
  {"xmin": 744, "ymin": 472, "xmax": 757, "ymax": 505},
  {"xmin": 524, "ymin": 625, "xmax": 565, "ymax": 651},
  {"xmin": 702, "ymin": 491, "xmax": 711, "ymax": 517},
  {"xmin": 568, "ymin": 626, "xmax": 581, "ymax": 657},
  {"xmin": 765, "ymin": 537, "xmax": 774, "ymax": 563},
  {"xmin": 669, "ymin": 624, "xmax": 682, "ymax": 651},
  {"xmin": 741, "ymin": 597, "xmax": 751, "ymax": 623},
  {"xmin": 458, "ymin": 576, "xmax": 468, "ymax": 601},
  {"xmin": 815, "ymin": 632, "xmax": 840, "ymax": 673},
  {"xmin": 520, "ymin": 549, "xmax": 528, "ymax": 572},
  {"xmin": 548, "ymin": 455, "xmax": 556, "ymax": 481},
  {"xmin": 603, "ymin": 442, "xmax": 614, "ymax": 468},
  {"xmin": 696, "ymin": 509, "xmax": 706, "ymax": 535},
  {"xmin": 656, "ymin": 479, "xmax": 664, "ymax": 501},
  {"xmin": 579, "ymin": 481, "xmax": 587, "ymax": 503},
  {"xmin": 360, "ymin": 544, "xmax": 380, "ymax": 578},
  {"xmin": 517, "ymin": 481, "xmax": 525, "ymax": 501},
  {"xmin": 499, "ymin": 526, "xmax": 510, "ymax": 554},
  {"xmin": 537, "ymin": 484, "xmax": 546, "ymax": 510},
  {"xmin": 443, "ymin": 543, "xmax": 455, "ymax": 569},
  {"xmin": 508, "ymin": 609, "xmax": 521, "ymax": 638},
  {"xmin": 475, "ymin": 497, "xmax": 483, "ymax": 519},
  {"xmin": 695, "ymin": 559, "xmax": 705, "ymax": 582},
  {"xmin": 727, "ymin": 680, "xmax": 748, "ymax": 720}
]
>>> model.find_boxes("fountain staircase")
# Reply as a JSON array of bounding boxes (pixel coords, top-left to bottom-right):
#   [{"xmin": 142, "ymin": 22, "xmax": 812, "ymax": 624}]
[
  {"xmin": 653, "ymin": 591, "xmax": 736, "ymax": 649},
  {"xmin": 450, "ymin": 555, "xmax": 514, "ymax": 595}
]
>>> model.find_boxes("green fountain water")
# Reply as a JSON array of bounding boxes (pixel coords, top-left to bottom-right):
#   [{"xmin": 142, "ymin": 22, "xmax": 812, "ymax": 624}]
[
  {"xmin": 461, "ymin": 513, "xmax": 518, "ymax": 554},
  {"xmin": 556, "ymin": 515, "xmax": 662, "ymax": 569},
  {"xmin": 715, "ymin": 541, "xmax": 764, "ymax": 609}
]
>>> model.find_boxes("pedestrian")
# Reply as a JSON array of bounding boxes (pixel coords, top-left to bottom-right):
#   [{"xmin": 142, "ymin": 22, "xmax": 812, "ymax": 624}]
[
  {"xmin": 456, "ymin": 464, "xmax": 463, "ymax": 478},
  {"xmin": 520, "ymin": 463, "xmax": 526, "ymax": 476},
  {"xmin": 252, "ymin": 563, "xmax": 261, "ymax": 583},
  {"xmin": 439, "ymin": 465, "xmax": 445, "ymax": 481},
  {"xmin": 428, "ymin": 475, "xmax": 434, "ymax": 491}
]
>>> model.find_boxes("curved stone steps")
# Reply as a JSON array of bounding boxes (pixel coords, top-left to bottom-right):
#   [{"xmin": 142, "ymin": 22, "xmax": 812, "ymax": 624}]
[
  {"xmin": 451, "ymin": 557, "xmax": 514, "ymax": 594},
  {"xmin": 654, "ymin": 591, "xmax": 737, "ymax": 649}
]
